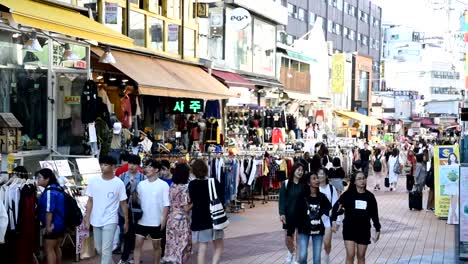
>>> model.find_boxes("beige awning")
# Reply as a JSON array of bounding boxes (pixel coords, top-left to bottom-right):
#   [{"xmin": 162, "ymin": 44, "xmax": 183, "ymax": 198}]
[
  {"xmin": 92, "ymin": 47, "xmax": 234, "ymax": 100},
  {"xmin": 334, "ymin": 110, "xmax": 381, "ymax": 126}
]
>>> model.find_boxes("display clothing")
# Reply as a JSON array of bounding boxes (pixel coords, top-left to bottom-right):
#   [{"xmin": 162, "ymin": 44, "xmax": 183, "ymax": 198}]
[
  {"xmin": 205, "ymin": 118, "xmax": 221, "ymax": 144},
  {"xmin": 98, "ymin": 87, "xmax": 113, "ymax": 113},
  {"xmin": 163, "ymin": 184, "xmax": 192, "ymax": 264},
  {"xmin": 137, "ymin": 178, "xmax": 170, "ymax": 227},
  {"xmin": 331, "ymin": 189, "xmax": 381, "ymax": 245},
  {"xmin": 81, "ymin": 80, "xmax": 98, "ymax": 123},
  {"xmin": 204, "ymin": 100, "xmax": 221, "ymax": 119},
  {"xmin": 120, "ymin": 95, "xmax": 132, "ymax": 129}
]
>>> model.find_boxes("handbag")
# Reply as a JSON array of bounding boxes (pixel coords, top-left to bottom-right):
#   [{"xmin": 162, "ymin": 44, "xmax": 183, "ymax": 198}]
[
  {"xmin": 129, "ymin": 195, "xmax": 143, "ymax": 222},
  {"xmin": 393, "ymin": 157, "xmax": 402, "ymax": 174},
  {"xmin": 208, "ymin": 178, "xmax": 229, "ymax": 230},
  {"xmin": 384, "ymin": 177, "xmax": 390, "ymax": 188}
]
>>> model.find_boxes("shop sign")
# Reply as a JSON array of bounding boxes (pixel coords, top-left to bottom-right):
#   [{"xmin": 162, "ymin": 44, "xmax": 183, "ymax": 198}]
[
  {"xmin": 331, "ymin": 53, "xmax": 345, "ymax": 94},
  {"xmin": 227, "ymin": 8, "xmax": 251, "ymax": 31},
  {"xmin": 434, "ymin": 145, "xmax": 460, "ymax": 220},
  {"xmin": 64, "ymin": 96, "xmax": 81, "ymax": 105},
  {"xmin": 170, "ymin": 98, "xmax": 204, "ymax": 114},
  {"xmin": 74, "ymin": 60, "xmax": 87, "ymax": 69},
  {"xmin": 105, "ymin": 2, "xmax": 118, "ymax": 25}
]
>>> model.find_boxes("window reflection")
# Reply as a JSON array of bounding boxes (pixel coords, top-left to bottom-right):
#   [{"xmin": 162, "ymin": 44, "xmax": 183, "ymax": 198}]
[
  {"xmin": 129, "ymin": 11, "xmax": 145, "ymax": 47},
  {"xmin": 167, "ymin": 24, "xmax": 180, "ymax": 54},
  {"xmin": 149, "ymin": 17, "xmax": 164, "ymax": 51}
]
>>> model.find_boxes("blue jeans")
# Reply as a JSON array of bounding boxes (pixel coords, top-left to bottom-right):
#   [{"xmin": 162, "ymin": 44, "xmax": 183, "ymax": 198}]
[
  {"xmin": 298, "ymin": 233, "xmax": 323, "ymax": 264},
  {"xmin": 93, "ymin": 224, "xmax": 117, "ymax": 264}
]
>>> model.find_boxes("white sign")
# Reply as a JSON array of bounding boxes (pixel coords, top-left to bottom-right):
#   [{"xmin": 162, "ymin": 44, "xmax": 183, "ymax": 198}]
[
  {"xmin": 39, "ymin": 160, "xmax": 73, "ymax": 177},
  {"xmin": 227, "ymin": 8, "xmax": 251, "ymax": 31},
  {"xmin": 76, "ymin": 158, "xmax": 102, "ymax": 183}
]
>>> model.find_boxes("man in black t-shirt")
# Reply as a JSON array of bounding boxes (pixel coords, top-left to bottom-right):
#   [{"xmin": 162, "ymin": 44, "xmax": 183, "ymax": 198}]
[{"xmin": 359, "ymin": 142, "xmax": 371, "ymax": 177}]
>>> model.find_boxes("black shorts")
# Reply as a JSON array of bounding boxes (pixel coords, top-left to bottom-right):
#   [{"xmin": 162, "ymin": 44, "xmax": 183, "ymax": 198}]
[
  {"xmin": 44, "ymin": 231, "xmax": 64, "ymax": 240},
  {"xmin": 135, "ymin": 224, "xmax": 162, "ymax": 240},
  {"xmin": 342, "ymin": 225, "xmax": 371, "ymax": 245}
]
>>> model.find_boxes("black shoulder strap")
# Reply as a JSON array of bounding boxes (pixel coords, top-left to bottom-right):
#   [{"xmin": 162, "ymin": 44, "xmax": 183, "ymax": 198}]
[{"xmin": 329, "ymin": 184, "xmax": 333, "ymax": 201}]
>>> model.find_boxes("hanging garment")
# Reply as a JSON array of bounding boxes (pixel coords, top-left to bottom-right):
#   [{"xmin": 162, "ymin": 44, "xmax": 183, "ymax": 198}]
[
  {"xmin": 81, "ymin": 80, "xmax": 98, "ymax": 123},
  {"xmin": 271, "ymin": 128, "xmax": 284, "ymax": 144},
  {"xmin": 16, "ymin": 184, "xmax": 38, "ymax": 264},
  {"xmin": 204, "ymin": 100, "xmax": 221, "ymax": 119},
  {"xmin": 120, "ymin": 95, "xmax": 133, "ymax": 129},
  {"xmin": 205, "ymin": 118, "xmax": 220, "ymax": 144}
]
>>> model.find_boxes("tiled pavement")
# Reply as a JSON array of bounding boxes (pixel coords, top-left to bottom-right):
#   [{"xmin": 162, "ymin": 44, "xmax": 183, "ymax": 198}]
[{"xmin": 70, "ymin": 175, "xmax": 463, "ymax": 263}]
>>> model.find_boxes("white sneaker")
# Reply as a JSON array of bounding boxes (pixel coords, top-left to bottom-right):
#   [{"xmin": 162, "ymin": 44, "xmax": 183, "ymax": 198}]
[
  {"xmin": 324, "ymin": 254, "xmax": 330, "ymax": 264},
  {"xmin": 286, "ymin": 251, "xmax": 294, "ymax": 263}
]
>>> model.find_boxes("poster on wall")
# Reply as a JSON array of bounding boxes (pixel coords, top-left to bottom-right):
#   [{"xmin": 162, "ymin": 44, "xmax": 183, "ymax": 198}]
[
  {"xmin": 460, "ymin": 165, "xmax": 468, "ymax": 242},
  {"xmin": 105, "ymin": 3, "xmax": 118, "ymax": 25},
  {"xmin": 434, "ymin": 145, "xmax": 460, "ymax": 222}
]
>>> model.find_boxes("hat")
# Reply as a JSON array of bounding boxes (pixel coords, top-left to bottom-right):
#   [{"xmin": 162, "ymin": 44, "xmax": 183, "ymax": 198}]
[{"xmin": 113, "ymin": 122, "xmax": 122, "ymax": 134}]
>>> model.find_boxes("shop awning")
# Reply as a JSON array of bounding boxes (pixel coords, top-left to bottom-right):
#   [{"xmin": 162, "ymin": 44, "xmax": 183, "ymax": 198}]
[
  {"xmin": 0, "ymin": 0, "xmax": 134, "ymax": 48},
  {"xmin": 92, "ymin": 47, "xmax": 234, "ymax": 100},
  {"xmin": 285, "ymin": 91, "xmax": 318, "ymax": 102},
  {"xmin": 211, "ymin": 70, "xmax": 255, "ymax": 89},
  {"xmin": 242, "ymin": 74, "xmax": 284, "ymax": 88},
  {"xmin": 334, "ymin": 110, "xmax": 381, "ymax": 126}
]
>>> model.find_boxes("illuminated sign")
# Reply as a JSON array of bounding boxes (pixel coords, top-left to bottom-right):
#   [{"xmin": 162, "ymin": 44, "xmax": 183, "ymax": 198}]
[{"xmin": 169, "ymin": 98, "xmax": 204, "ymax": 114}]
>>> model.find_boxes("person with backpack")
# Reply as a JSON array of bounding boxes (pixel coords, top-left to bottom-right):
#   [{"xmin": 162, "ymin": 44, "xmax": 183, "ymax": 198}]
[
  {"xmin": 117, "ymin": 154, "xmax": 146, "ymax": 264},
  {"xmin": 37, "ymin": 168, "xmax": 66, "ymax": 264},
  {"xmin": 371, "ymin": 148, "xmax": 386, "ymax": 191},
  {"xmin": 85, "ymin": 155, "xmax": 129, "ymax": 264},
  {"xmin": 317, "ymin": 168, "xmax": 338, "ymax": 264},
  {"xmin": 328, "ymin": 157, "xmax": 346, "ymax": 193}
]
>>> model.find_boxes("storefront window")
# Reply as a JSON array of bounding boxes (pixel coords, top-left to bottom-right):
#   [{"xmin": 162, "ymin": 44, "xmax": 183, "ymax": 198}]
[
  {"xmin": 129, "ymin": 11, "xmax": 145, "ymax": 47},
  {"xmin": 56, "ymin": 73, "xmax": 87, "ymax": 155},
  {"xmin": 225, "ymin": 8, "xmax": 252, "ymax": 72},
  {"xmin": 253, "ymin": 19, "xmax": 276, "ymax": 76},
  {"xmin": 52, "ymin": 41, "xmax": 87, "ymax": 68},
  {"xmin": 149, "ymin": 17, "xmax": 163, "ymax": 51},
  {"xmin": 183, "ymin": 28, "xmax": 195, "ymax": 58},
  {"xmin": 103, "ymin": 2, "xmax": 124, "ymax": 34},
  {"xmin": 167, "ymin": 23, "xmax": 180, "ymax": 54},
  {"xmin": 358, "ymin": 70, "xmax": 369, "ymax": 101}
]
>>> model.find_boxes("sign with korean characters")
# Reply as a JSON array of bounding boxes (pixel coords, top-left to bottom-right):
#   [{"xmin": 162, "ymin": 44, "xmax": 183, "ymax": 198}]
[
  {"xmin": 331, "ymin": 53, "xmax": 345, "ymax": 94},
  {"xmin": 169, "ymin": 98, "xmax": 204, "ymax": 114}
]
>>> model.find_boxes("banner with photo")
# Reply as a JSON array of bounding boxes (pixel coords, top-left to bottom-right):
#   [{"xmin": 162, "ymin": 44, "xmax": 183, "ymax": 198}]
[
  {"xmin": 434, "ymin": 145, "xmax": 460, "ymax": 221},
  {"xmin": 459, "ymin": 165, "xmax": 468, "ymax": 242}
]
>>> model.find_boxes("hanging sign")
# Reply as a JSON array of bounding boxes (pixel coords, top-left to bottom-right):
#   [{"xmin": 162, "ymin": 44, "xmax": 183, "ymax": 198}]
[
  {"xmin": 64, "ymin": 96, "xmax": 81, "ymax": 105},
  {"xmin": 169, "ymin": 98, "xmax": 204, "ymax": 114},
  {"xmin": 331, "ymin": 53, "xmax": 345, "ymax": 94},
  {"xmin": 227, "ymin": 8, "xmax": 251, "ymax": 31}
]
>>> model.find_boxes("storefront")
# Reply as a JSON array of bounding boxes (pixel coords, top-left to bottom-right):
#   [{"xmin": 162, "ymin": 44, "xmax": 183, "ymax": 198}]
[
  {"xmin": 334, "ymin": 110, "xmax": 381, "ymax": 139},
  {"xmin": 90, "ymin": 47, "xmax": 234, "ymax": 156},
  {"xmin": 0, "ymin": 0, "xmax": 134, "ymax": 172}
]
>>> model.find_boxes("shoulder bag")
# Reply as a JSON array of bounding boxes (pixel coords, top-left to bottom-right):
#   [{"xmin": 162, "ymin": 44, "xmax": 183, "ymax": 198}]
[{"xmin": 208, "ymin": 178, "xmax": 229, "ymax": 230}]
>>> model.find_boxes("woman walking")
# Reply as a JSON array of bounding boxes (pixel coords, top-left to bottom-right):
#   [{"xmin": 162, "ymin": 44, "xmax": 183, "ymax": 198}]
[
  {"xmin": 371, "ymin": 148, "xmax": 386, "ymax": 191},
  {"xmin": 279, "ymin": 163, "xmax": 307, "ymax": 264},
  {"xmin": 189, "ymin": 159, "xmax": 224, "ymax": 264},
  {"xmin": 414, "ymin": 154, "xmax": 427, "ymax": 193},
  {"xmin": 328, "ymin": 157, "xmax": 346, "ymax": 194},
  {"xmin": 331, "ymin": 171, "xmax": 381, "ymax": 264},
  {"xmin": 387, "ymin": 148, "xmax": 403, "ymax": 191},
  {"xmin": 294, "ymin": 173, "xmax": 332, "ymax": 264},
  {"xmin": 37, "ymin": 168, "xmax": 66, "ymax": 264},
  {"xmin": 163, "ymin": 163, "xmax": 192, "ymax": 264},
  {"xmin": 317, "ymin": 168, "xmax": 338, "ymax": 264}
]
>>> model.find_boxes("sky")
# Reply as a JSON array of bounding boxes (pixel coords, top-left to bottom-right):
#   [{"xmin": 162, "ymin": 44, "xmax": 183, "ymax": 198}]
[{"xmin": 374, "ymin": 0, "xmax": 468, "ymax": 34}]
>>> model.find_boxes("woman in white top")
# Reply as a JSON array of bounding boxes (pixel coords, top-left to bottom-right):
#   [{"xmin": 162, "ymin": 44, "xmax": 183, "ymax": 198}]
[
  {"xmin": 387, "ymin": 148, "xmax": 403, "ymax": 191},
  {"xmin": 318, "ymin": 168, "xmax": 338, "ymax": 264}
]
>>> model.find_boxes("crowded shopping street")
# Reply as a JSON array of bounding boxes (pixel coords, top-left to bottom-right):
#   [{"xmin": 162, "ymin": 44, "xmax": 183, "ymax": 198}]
[{"xmin": 0, "ymin": 0, "xmax": 468, "ymax": 264}]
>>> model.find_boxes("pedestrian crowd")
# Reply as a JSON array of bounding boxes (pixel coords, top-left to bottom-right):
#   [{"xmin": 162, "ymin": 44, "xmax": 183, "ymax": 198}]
[
  {"xmin": 279, "ymin": 139, "xmax": 440, "ymax": 264},
  {"xmin": 35, "ymin": 153, "xmax": 225, "ymax": 264}
]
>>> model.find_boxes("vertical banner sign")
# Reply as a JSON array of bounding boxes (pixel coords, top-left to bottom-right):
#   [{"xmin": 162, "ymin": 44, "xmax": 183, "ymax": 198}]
[
  {"xmin": 331, "ymin": 53, "xmax": 345, "ymax": 94},
  {"xmin": 434, "ymin": 145, "xmax": 460, "ymax": 220},
  {"xmin": 460, "ymin": 165, "xmax": 468, "ymax": 242},
  {"xmin": 464, "ymin": 10, "xmax": 468, "ymax": 89}
]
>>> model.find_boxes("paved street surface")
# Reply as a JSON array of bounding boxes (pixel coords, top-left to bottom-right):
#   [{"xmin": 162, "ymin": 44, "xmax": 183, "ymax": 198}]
[{"xmin": 71, "ymin": 176, "xmax": 461, "ymax": 263}]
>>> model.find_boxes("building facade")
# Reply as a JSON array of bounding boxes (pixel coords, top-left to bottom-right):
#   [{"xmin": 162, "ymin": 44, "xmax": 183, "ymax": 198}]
[{"xmin": 284, "ymin": 0, "xmax": 382, "ymax": 90}]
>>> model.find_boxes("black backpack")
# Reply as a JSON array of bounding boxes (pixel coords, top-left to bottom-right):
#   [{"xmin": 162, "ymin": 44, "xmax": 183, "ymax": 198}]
[
  {"xmin": 47, "ymin": 187, "xmax": 83, "ymax": 229},
  {"xmin": 373, "ymin": 156, "xmax": 382, "ymax": 172}
]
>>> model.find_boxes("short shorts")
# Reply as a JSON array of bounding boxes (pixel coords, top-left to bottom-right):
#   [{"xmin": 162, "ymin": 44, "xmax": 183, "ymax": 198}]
[
  {"xmin": 192, "ymin": 228, "xmax": 224, "ymax": 243},
  {"xmin": 342, "ymin": 225, "xmax": 371, "ymax": 245},
  {"xmin": 43, "ymin": 230, "xmax": 65, "ymax": 240},
  {"xmin": 135, "ymin": 224, "xmax": 162, "ymax": 240}
]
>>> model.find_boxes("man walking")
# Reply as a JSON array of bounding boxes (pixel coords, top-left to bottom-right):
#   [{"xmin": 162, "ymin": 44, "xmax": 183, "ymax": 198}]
[
  {"xmin": 118, "ymin": 155, "xmax": 146, "ymax": 264},
  {"xmin": 133, "ymin": 160, "xmax": 170, "ymax": 264},
  {"xmin": 359, "ymin": 142, "xmax": 372, "ymax": 177},
  {"xmin": 85, "ymin": 155, "xmax": 129, "ymax": 264}
]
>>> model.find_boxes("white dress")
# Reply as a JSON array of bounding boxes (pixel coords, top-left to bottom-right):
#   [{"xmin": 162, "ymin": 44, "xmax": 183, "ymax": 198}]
[{"xmin": 387, "ymin": 156, "xmax": 402, "ymax": 184}]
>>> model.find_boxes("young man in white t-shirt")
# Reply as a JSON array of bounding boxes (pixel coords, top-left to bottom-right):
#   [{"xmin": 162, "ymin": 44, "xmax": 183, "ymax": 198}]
[
  {"xmin": 85, "ymin": 155, "xmax": 128, "ymax": 264},
  {"xmin": 133, "ymin": 160, "xmax": 170, "ymax": 264}
]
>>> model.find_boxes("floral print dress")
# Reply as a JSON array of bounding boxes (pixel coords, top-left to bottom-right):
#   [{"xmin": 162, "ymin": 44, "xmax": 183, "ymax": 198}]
[{"xmin": 163, "ymin": 184, "xmax": 192, "ymax": 264}]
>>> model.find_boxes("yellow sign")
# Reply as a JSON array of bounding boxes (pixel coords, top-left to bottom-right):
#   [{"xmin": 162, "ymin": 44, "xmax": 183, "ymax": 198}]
[
  {"xmin": 64, "ymin": 96, "xmax": 81, "ymax": 105},
  {"xmin": 331, "ymin": 53, "xmax": 345, "ymax": 94},
  {"xmin": 434, "ymin": 145, "xmax": 460, "ymax": 218}
]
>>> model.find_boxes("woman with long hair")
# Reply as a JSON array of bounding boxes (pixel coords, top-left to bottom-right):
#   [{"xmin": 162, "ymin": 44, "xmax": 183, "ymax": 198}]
[
  {"xmin": 317, "ymin": 168, "xmax": 338, "ymax": 264},
  {"xmin": 279, "ymin": 163, "xmax": 307, "ymax": 264},
  {"xmin": 448, "ymin": 153, "xmax": 459, "ymax": 165},
  {"xmin": 294, "ymin": 173, "xmax": 332, "ymax": 264},
  {"xmin": 331, "ymin": 171, "xmax": 381, "ymax": 264},
  {"xmin": 387, "ymin": 148, "xmax": 403, "ymax": 191},
  {"xmin": 36, "ymin": 168, "xmax": 65, "ymax": 264}
]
